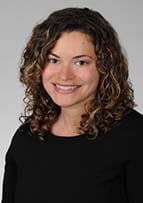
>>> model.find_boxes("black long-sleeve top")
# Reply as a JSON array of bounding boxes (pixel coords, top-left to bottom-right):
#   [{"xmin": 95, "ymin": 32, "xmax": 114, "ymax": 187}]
[{"xmin": 1, "ymin": 109, "xmax": 143, "ymax": 203}]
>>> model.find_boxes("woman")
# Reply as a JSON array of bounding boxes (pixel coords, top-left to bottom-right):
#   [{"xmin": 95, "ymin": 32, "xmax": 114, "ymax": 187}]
[{"xmin": 1, "ymin": 7, "xmax": 143, "ymax": 203}]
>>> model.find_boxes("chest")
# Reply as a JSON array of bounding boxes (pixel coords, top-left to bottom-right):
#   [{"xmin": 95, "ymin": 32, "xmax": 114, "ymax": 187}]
[{"xmin": 15, "ymin": 143, "xmax": 127, "ymax": 202}]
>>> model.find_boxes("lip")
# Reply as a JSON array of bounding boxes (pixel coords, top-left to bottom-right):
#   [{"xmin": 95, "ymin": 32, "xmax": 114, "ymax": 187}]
[
  {"xmin": 53, "ymin": 83, "xmax": 81, "ymax": 94},
  {"xmin": 53, "ymin": 83, "xmax": 81, "ymax": 86}
]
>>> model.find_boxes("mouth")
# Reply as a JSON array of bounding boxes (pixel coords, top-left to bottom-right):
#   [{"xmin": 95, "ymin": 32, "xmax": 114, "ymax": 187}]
[{"xmin": 53, "ymin": 83, "xmax": 81, "ymax": 94}]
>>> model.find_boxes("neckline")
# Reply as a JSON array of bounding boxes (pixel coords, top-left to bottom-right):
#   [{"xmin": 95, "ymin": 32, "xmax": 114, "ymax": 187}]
[
  {"xmin": 47, "ymin": 109, "xmax": 135, "ymax": 141},
  {"xmin": 48, "ymin": 131, "xmax": 87, "ymax": 142}
]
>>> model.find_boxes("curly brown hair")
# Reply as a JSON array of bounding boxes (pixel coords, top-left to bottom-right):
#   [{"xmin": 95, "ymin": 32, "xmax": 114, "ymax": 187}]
[{"xmin": 19, "ymin": 7, "xmax": 136, "ymax": 141}]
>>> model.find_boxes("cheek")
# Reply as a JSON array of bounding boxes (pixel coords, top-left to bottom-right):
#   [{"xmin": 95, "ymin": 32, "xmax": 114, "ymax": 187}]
[
  {"xmin": 81, "ymin": 69, "xmax": 99, "ymax": 85},
  {"xmin": 41, "ymin": 70, "xmax": 50, "ymax": 88},
  {"xmin": 41, "ymin": 71, "xmax": 52, "ymax": 94},
  {"xmin": 42, "ymin": 68, "xmax": 52, "ymax": 81},
  {"xmin": 42, "ymin": 68, "xmax": 47, "ymax": 79}
]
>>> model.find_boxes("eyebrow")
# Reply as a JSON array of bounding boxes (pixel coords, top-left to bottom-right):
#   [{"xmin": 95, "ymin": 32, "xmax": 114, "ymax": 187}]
[{"xmin": 49, "ymin": 52, "xmax": 94, "ymax": 60}]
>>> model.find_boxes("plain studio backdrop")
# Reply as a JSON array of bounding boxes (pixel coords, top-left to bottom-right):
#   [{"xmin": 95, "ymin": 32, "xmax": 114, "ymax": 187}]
[{"xmin": 0, "ymin": 0, "xmax": 142, "ymax": 198}]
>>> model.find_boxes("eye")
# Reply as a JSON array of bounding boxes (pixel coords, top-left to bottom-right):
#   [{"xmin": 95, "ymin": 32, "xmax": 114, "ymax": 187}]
[
  {"xmin": 47, "ymin": 58, "xmax": 59, "ymax": 64},
  {"xmin": 75, "ymin": 60, "xmax": 89, "ymax": 66}
]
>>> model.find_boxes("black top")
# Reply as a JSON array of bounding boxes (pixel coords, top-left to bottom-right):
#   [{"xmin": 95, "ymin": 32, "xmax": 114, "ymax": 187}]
[{"xmin": 1, "ymin": 109, "xmax": 143, "ymax": 203}]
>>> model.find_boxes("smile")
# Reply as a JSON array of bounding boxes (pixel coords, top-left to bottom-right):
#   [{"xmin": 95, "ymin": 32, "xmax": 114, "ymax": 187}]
[{"xmin": 54, "ymin": 84, "xmax": 81, "ymax": 94}]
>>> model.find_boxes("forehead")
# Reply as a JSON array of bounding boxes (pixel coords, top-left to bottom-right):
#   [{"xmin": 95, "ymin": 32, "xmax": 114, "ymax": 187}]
[
  {"xmin": 57, "ymin": 31, "xmax": 92, "ymax": 44},
  {"xmin": 51, "ymin": 31, "xmax": 95, "ymax": 56}
]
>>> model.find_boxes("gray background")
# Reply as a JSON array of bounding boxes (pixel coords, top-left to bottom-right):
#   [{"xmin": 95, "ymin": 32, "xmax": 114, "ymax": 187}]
[{"xmin": 0, "ymin": 0, "xmax": 143, "ymax": 198}]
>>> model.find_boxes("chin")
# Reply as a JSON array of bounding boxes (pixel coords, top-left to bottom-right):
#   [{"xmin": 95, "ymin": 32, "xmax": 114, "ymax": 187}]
[
  {"xmin": 52, "ymin": 99, "xmax": 77, "ymax": 108},
  {"xmin": 55, "ymin": 102, "xmax": 75, "ymax": 108}
]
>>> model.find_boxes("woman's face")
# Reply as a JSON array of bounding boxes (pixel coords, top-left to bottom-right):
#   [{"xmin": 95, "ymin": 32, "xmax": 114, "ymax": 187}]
[{"xmin": 42, "ymin": 31, "xmax": 99, "ymax": 110}]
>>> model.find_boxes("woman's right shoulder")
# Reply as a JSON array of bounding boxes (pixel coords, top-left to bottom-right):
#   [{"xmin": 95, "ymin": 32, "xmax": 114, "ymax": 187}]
[
  {"xmin": 15, "ymin": 121, "xmax": 31, "ymax": 134},
  {"xmin": 11, "ymin": 122, "xmax": 33, "ymax": 146},
  {"xmin": 5, "ymin": 122, "xmax": 34, "ymax": 161}
]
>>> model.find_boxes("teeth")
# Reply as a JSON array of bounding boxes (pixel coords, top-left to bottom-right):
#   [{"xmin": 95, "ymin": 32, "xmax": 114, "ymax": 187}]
[{"xmin": 56, "ymin": 84, "xmax": 78, "ymax": 90}]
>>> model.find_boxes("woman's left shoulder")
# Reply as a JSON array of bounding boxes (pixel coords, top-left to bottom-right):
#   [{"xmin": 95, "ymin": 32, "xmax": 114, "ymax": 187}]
[
  {"xmin": 122, "ymin": 109, "xmax": 143, "ymax": 159},
  {"xmin": 121, "ymin": 108, "xmax": 143, "ymax": 136},
  {"xmin": 125, "ymin": 108, "xmax": 143, "ymax": 125}
]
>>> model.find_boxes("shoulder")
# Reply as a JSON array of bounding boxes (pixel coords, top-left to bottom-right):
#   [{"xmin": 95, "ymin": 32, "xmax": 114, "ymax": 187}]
[
  {"xmin": 10, "ymin": 122, "xmax": 33, "ymax": 148},
  {"xmin": 106, "ymin": 108, "xmax": 143, "ymax": 139},
  {"xmin": 121, "ymin": 108, "xmax": 143, "ymax": 132},
  {"xmin": 105, "ymin": 109, "xmax": 143, "ymax": 159},
  {"xmin": 117, "ymin": 109, "xmax": 143, "ymax": 151},
  {"xmin": 5, "ymin": 122, "xmax": 33, "ymax": 162},
  {"xmin": 122, "ymin": 109, "xmax": 143, "ymax": 159},
  {"xmin": 126, "ymin": 108, "xmax": 143, "ymax": 121}
]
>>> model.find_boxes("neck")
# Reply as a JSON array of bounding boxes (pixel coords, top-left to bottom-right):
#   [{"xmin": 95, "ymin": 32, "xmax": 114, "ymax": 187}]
[
  {"xmin": 61, "ymin": 107, "xmax": 82, "ymax": 125},
  {"xmin": 52, "ymin": 106, "xmax": 85, "ymax": 136}
]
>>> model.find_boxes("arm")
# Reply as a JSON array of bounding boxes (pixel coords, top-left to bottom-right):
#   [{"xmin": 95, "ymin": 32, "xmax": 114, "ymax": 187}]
[
  {"xmin": 125, "ymin": 159, "xmax": 143, "ymax": 203},
  {"xmin": 125, "ymin": 114, "xmax": 143, "ymax": 202},
  {"xmin": 1, "ymin": 132, "xmax": 19, "ymax": 203}
]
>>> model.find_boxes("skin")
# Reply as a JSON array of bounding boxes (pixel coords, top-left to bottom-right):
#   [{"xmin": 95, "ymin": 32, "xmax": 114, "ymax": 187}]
[{"xmin": 42, "ymin": 31, "xmax": 99, "ymax": 136}]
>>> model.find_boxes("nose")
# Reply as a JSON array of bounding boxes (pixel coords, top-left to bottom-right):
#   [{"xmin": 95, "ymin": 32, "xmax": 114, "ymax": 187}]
[{"xmin": 58, "ymin": 63, "xmax": 75, "ymax": 81}]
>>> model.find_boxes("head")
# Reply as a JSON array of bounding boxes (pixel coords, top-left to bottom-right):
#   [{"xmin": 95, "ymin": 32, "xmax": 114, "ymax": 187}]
[
  {"xmin": 42, "ymin": 31, "xmax": 99, "ymax": 112},
  {"xmin": 20, "ymin": 7, "xmax": 135, "ymax": 141}
]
